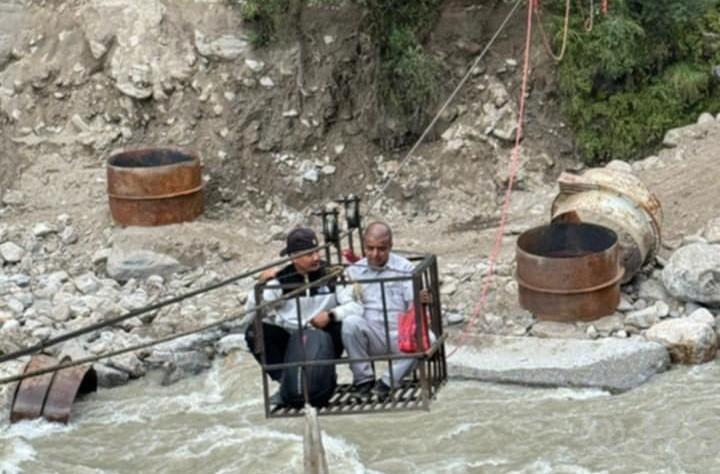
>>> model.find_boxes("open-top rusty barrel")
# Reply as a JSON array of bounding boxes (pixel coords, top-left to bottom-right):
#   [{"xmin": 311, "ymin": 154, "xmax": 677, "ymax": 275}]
[
  {"xmin": 107, "ymin": 148, "xmax": 204, "ymax": 226},
  {"xmin": 516, "ymin": 223, "xmax": 624, "ymax": 321},
  {"xmin": 11, "ymin": 355, "xmax": 97, "ymax": 424}
]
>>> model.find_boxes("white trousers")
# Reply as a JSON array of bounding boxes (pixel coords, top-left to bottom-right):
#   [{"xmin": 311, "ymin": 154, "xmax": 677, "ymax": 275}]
[{"xmin": 341, "ymin": 314, "xmax": 419, "ymax": 386}]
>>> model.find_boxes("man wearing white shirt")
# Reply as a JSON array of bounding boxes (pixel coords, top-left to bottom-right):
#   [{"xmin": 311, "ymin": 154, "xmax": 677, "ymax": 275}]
[{"xmin": 342, "ymin": 222, "xmax": 420, "ymax": 401}]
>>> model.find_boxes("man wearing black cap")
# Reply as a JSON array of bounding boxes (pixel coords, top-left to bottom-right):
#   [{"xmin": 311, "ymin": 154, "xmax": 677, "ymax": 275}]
[{"xmin": 244, "ymin": 227, "xmax": 361, "ymax": 402}]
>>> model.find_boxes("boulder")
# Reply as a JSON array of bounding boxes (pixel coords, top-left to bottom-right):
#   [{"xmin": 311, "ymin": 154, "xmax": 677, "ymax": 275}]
[
  {"xmin": 107, "ymin": 249, "xmax": 184, "ymax": 281},
  {"xmin": 646, "ymin": 319, "xmax": 717, "ymax": 364},
  {"xmin": 94, "ymin": 363, "xmax": 130, "ymax": 388},
  {"xmin": 688, "ymin": 308, "xmax": 715, "ymax": 327},
  {"xmin": 637, "ymin": 278, "xmax": 671, "ymax": 302},
  {"xmin": 448, "ymin": 335, "xmax": 670, "ymax": 393},
  {"xmin": 662, "ymin": 243, "xmax": 720, "ymax": 304},
  {"xmin": 0, "ymin": 242, "xmax": 24, "ymax": 263},
  {"xmin": 625, "ymin": 301, "xmax": 669, "ymax": 329},
  {"xmin": 216, "ymin": 334, "xmax": 247, "ymax": 355},
  {"xmin": 194, "ymin": 30, "xmax": 248, "ymax": 60},
  {"xmin": 663, "ymin": 124, "xmax": 706, "ymax": 147}
]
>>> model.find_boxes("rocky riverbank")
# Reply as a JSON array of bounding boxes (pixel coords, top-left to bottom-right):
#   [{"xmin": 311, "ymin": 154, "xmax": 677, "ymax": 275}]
[{"xmin": 2, "ymin": 0, "xmax": 720, "ymax": 422}]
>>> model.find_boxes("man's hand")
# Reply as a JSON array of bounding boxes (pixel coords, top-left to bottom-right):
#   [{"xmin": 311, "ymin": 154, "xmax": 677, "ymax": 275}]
[
  {"xmin": 310, "ymin": 311, "xmax": 332, "ymax": 329},
  {"xmin": 257, "ymin": 267, "xmax": 279, "ymax": 283}
]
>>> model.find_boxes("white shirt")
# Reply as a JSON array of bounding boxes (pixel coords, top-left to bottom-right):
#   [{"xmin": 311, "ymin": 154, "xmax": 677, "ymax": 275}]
[{"xmin": 346, "ymin": 253, "xmax": 415, "ymax": 332}]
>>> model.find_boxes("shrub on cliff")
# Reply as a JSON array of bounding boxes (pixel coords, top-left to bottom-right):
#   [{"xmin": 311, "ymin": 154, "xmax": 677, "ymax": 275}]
[{"xmin": 545, "ymin": 0, "xmax": 720, "ymax": 163}]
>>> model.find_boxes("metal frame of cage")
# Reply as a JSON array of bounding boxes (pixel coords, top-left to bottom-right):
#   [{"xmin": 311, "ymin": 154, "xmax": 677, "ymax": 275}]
[{"xmin": 252, "ymin": 251, "xmax": 447, "ymax": 418}]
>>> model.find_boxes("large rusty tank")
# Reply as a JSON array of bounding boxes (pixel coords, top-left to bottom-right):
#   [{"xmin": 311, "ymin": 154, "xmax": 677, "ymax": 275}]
[
  {"xmin": 107, "ymin": 148, "xmax": 204, "ymax": 226},
  {"xmin": 516, "ymin": 223, "xmax": 624, "ymax": 321},
  {"xmin": 551, "ymin": 167, "xmax": 662, "ymax": 283}
]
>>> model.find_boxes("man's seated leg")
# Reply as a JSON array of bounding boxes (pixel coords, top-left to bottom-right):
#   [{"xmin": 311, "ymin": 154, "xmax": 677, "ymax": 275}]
[
  {"xmin": 342, "ymin": 315, "xmax": 398, "ymax": 401},
  {"xmin": 322, "ymin": 319, "xmax": 344, "ymax": 359},
  {"xmin": 376, "ymin": 330, "xmax": 437, "ymax": 400},
  {"xmin": 245, "ymin": 322, "xmax": 290, "ymax": 383}
]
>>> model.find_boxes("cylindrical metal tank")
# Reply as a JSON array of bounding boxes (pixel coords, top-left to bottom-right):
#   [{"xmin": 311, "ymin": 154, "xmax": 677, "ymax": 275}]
[
  {"xmin": 516, "ymin": 223, "xmax": 624, "ymax": 321},
  {"xmin": 107, "ymin": 148, "xmax": 204, "ymax": 226},
  {"xmin": 551, "ymin": 168, "xmax": 662, "ymax": 283}
]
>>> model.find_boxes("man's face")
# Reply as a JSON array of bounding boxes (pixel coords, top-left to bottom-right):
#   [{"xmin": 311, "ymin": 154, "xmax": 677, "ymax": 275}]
[
  {"xmin": 292, "ymin": 249, "xmax": 322, "ymax": 274},
  {"xmin": 364, "ymin": 235, "xmax": 391, "ymax": 269}
]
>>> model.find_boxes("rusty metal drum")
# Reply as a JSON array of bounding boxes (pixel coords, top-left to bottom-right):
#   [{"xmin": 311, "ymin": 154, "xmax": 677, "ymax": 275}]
[
  {"xmin": 11, "ymin": 355, "xmax": 97, "ymax": 424},
  {"xmin": 107, "ymin": 148, "xmax": 204, "ymax": 226},
  {"xmin": 516, "ymin": 223, "xmax": 624, "ymax": 322},
  {"xmin": 551, "ymin": 168, "xmax": 662, "ymax": 283}
]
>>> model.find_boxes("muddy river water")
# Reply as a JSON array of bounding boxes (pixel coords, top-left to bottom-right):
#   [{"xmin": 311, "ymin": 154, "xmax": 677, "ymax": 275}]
[{"xmin": 2, "ymin": 354, "xmax": 719, "ymax": 473}]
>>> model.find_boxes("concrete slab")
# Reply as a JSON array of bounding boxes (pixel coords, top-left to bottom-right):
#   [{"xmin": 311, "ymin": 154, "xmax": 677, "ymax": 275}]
[{"xmin": 448, "ymin": 335, "xmax": 671, "ymax": 393}]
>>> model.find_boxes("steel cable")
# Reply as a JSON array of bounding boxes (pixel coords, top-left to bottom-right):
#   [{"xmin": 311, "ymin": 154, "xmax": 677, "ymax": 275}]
[
  {"xmin": 0, "ymin": 240, "xmax": 340, "ymax": 364},
  {"xmin": 366, "ymin": 0, "xmax": 525, "ymax": 215},
  {"xmin": 0, "ymin": 268, "xmax": 344, "ymax": 385}
]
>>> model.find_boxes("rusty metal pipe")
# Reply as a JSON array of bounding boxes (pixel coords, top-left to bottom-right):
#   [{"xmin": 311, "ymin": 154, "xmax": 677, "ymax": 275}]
[
  {"xmin": 551, "ymin": 168, "xmax": 662, "ymax": 283},
  {"xmin": 516, "ymin": 223, "xmax": 623, "ymax": 322},
  {"xmin": 107, "ymin": 148, "xmax": 204, "ymax": 226}
]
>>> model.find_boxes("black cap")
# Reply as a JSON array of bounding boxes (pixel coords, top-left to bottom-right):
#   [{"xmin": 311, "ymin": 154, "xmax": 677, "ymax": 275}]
[{"xmin": 280, "ymin": 227, "xmax": 319, "ymax": 256}]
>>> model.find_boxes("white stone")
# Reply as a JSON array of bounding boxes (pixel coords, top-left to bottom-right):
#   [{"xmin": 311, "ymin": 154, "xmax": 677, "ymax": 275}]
[
  {"xmin": 259, "ymin": 76, "xmax": 275, "ymax": 89},
  {"xmin": 320, "ymin": 165, "xmax": 336, "ymax": 175},
  {"xmin": 60, "ymin": 226, "xmax": 78, "ymax": 245},
  {"xmin": 194, "ymin": 30, "xmax": 248, "ymax": 60},
  {"xmin": 2, "ymin": 319, "xmax": 20, "ymax": 331},
  {"xmin": 663, "ymin": 243, "xmax": 720, "ymax": 304},
  {"xmin": 92, "ymin": 248, "xmax": 112, "ymax": 265},
  {"xmin": 688, "ymin": 308, "xmax": 715, "ymax": 328},
  {"xmin": 107, "ymin": 249, "xmax": 184, "ymax": 281},
  {"xmin": 323, "ymin": 35, "xmax": 334, "ymax": 45},
  {"xmin": 74, "ymin": 273, "xmax": 99, "ymax": 294},
  {"xmin": 625, "ymin": 301, "xmax": 667, "ymax": 329},
  {"xmin": 638, "ymin": 278, "xmax": 670, "ymax": 302},
  {"xmin": 32, "ymin": 222, "xmax": 56, "ymax": 237},
  {"xmin": 216, "ymin": 334, "xmax": 247, "ymax": 355},
  {"xmin": 6, "ymin": 299, "xmax": 24, "ymax": 315},
  {"xmin": 282, "ymin": 109, "xmax": 299, "ymax": 118},
  {"xmin": 244, "ymin": 59, "xmax": 264, "ymax": 72},
  {"xmin": 647, "ymin": 319, "xmax": 717, "ymax": 364},
  {"xmin": 57, "ymin": 213, "xmax": 71, "ymax": 227},
  {"xmin": 0, "ymin": 242, "xmax": 24, "ymax": 263},
  {"xmin": 440, "ymin": 280, "xmax": 458, "ymax": 296},
  {"xmin": 303, "ymin": 168, "xmax": 319, "ymax": 182},
  {"xmin": 697, "ymin": 112, "xmax": 715, "ymax": 125},
  {"xmin": 617, "ymin": 296, "xmax": 633, "ymax": 312},
  {"xmin": 2, "ymin": 190, "xmax": 24, "ymax": 206}
]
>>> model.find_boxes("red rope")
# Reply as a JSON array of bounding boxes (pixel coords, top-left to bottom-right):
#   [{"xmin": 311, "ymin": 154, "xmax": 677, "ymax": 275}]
[{"xmin": 447, "ymin": 0, "xmax": 535, "ymax": 358}]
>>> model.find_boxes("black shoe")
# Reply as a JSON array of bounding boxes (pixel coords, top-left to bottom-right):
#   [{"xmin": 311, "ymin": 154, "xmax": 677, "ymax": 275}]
[
  {"xmin": 349, "ymin": 380, "xmax": 374, "ymax": 401},
  {"xmin": 269, "ymin": 390, "xmax": 284, "ymax": 406},
  {"xmin": 372, "ymin": 380, "xmax": 391, "ymax": 401}
]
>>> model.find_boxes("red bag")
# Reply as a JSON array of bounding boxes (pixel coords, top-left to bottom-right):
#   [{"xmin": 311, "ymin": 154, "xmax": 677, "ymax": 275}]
[
  {"xmin": 342, "ymin": 248, "xmax": 361, "ymax": 263},
  {"xmin": 398, "ymin": 304, "xmax": 430, "ymax": 353}
]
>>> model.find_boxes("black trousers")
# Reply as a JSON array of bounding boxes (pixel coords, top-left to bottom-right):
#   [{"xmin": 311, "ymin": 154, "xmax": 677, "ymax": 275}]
[{"xmin": 245, "ymin": 321, "xmax": 344, "ymax": 382}]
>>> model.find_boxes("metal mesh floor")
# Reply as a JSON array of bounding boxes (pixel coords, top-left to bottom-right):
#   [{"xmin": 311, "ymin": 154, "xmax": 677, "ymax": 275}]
[{"xmin": 268, "ymin": 380, "xmax": 441, "ymax": 418}]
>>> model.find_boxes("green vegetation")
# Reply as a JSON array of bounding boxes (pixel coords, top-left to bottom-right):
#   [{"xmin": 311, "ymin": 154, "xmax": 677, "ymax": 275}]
[
  {"xmin": 361, "ymin": 0, "xmax": 443, "ymax": 133},
  {"xmin": 545, "ymin": 0, "xmax": 720, "ymax": 163},
  {"xmin": 236, "ymin": 0, "xmax": 290, "ymax": 46}
]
